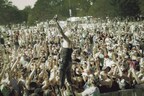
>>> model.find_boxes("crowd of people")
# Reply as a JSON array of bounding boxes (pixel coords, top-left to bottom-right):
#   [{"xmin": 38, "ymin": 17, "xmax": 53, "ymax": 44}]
[{"xmin": 0, "ymin": 16, "xmax": 144, "ymax": 96}]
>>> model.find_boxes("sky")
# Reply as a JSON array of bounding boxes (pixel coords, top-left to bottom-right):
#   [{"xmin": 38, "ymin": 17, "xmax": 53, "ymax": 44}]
[{"xmin": 9, "ymin": 0, "xmax": 37, "ymax": 10}]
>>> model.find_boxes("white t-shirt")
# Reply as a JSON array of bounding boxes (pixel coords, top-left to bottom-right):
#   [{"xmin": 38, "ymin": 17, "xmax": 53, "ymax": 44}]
[
  {"xmin": 62, "ymin": 39, "xmax": 70, "ymax": 48},
  {"xmin": 82, "ymin": 86, "xmax": 100, "ymax": 96},
  {"xmin": 104, "ymin": 58, "xmax": 115, "ymax": 67}
]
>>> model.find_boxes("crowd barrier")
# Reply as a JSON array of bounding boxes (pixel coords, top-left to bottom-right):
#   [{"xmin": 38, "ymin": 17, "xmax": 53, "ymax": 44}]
[{"xmin": 101, "ymin": 88, "xmax": 144, "ymax": 96}]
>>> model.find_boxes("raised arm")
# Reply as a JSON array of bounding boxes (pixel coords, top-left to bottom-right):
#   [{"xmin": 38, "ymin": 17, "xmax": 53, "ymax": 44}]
[
  {"xmin": 115, "ymin": 61, "xmax": 123, "ymax": 77},
  {"xmin": 54, "ymin": 16, "xmax": 71, "ymax": 43},
  {"xmin": 11, "ymin": 56, "xmax": 21, "ymax": 71},
  {"xmin": 131, "ymin": 68, "xmax": 141, "ymax": 84},
  {"xmin": 0, "ymin": 62, "xmax": 7, "ymax": 81}
]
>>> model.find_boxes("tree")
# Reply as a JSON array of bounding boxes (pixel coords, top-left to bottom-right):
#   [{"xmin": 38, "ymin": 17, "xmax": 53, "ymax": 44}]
[
  {"xmin": 21, "ymin": 6, "xmax": 32, "ymax": 23},
  {"xmin": 118, "ymin": 0, "xmax": 140, "ymax": 17},
  {"xmin": 88, "ymin": 0, "xmax": 140, "ymax": 18},
  {"xmin": 75, "ymin": 0, "xmax": 92, "ymax": 16},
  {"xmin": 88, "ymin": 0, "xmax": 118, "ymax": 17},
  {"xmin": 139, "ymin": 0, "xmax": 144, "ymax": 15},
  {"xmin": 0, "ymin": 0, "xmax": 26, "ymax": 24},
  {"xmin": 28, "ymin": 0, "xmax": 62, "ymax": 25}
]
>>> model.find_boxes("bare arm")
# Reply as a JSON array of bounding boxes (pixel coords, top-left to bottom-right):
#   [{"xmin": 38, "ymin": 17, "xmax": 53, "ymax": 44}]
[
  {"xmin": 25, "ymin": 65, "xmax": 36, "ymax": 89},
  {"xmin": 116, "ymin": 61, "xmax": 123, "ymax": 77},
  {"xmin": 11, "ymin": 57, "xmax": 20, "ymax": 71},
  {"xmin": 54, "ymin": 16, "xmax": 71, "ymax": 43},
  {"xmin": 131, "ymin": 68, "xmax": 141, "ymax": 84},
  {"xmin": 0, "ymin": 62, "xmax": 7, "ymax": 81},
  {"xmin": 28, "ymin": 65, "xmax": 36, "ymax": 81}
]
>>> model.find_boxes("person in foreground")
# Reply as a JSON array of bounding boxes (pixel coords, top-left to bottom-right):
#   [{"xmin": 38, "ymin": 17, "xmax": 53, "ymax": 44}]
[{"xmin": 54, "ymin": 15, "xmax": 75, "ymax": 95}]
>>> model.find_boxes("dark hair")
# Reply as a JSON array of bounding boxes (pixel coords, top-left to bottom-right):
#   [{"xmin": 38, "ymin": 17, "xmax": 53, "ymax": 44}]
[
  {"xmin": 29, "ymin": 82, "xmax": 38, "ymax": 90},
  {"xmin": 135, "ymin": 65, "xmax": 140, "ymax": 71},
  {"xmin": 9, "ymin": 89, "xmax": 16, "ymax": 96},
  {"xmin": 0, "ymin": 90, "xmax": 3, "ymax": 96},
  {"xmin": 33, "ymin": 57, "xmax": 39, "ymax": 60}
]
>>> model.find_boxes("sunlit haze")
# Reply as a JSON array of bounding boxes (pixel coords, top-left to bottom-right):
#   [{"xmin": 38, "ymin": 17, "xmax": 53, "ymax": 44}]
[{"xmin": 9, "ymin": 0, "xmax": 37, "ymax": 10}]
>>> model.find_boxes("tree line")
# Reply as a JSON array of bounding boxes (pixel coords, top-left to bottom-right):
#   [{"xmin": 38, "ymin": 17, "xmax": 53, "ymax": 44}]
[{"xmin": 0, "ymin": 0, "xmax": 144, "ymax": 25}]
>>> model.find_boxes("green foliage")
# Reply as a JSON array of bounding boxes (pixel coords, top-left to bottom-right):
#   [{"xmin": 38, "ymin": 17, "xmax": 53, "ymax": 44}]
[
  {"xmin": 27, "ymin": 0, "xmax": 93, "ymax": 25},
  {"xmin": 0, "ymin": 0, "xmax": 143, "ymax": 25},
  {"xmin": 0, "ymin": 0, "xmax": 28, "ymax": 25},
  {"xmin": 27, "ymin": 0, "xmax": 61, "ymax": 25},
  {"xmin": 118, "ymin": 0, "xmax": 140, "ymax": 17},
  {"xmin": 76, "ymin": 0, "xmax": 91, "ymax": 16},
  {"xmin": 88, "ymin": 0, "xmax": 140, "ymax": 18},
  {"xmin": 27, "ymin": 0, "xmax": 141, "ymax": 25},
  {"xmin": 139, "ymin": 0, "xmax": 144, "ymax": 15},
  {"xmin": 88, "ymin": 0, "xmax": 118, "ymax": 17},
  {"xmin": 22, "ymin": 6, "xmax": 32, "ymax": 22}
]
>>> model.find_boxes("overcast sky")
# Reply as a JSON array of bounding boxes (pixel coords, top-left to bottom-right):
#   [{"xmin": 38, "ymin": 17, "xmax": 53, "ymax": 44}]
[{"xmin": 9, "ymin": 0, "xmax": 37, "ymax": 10}]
